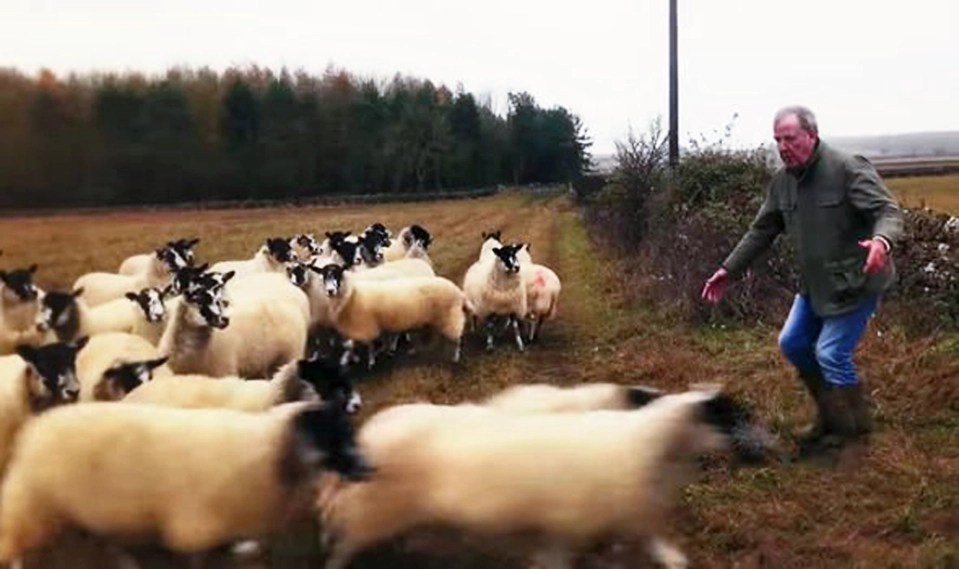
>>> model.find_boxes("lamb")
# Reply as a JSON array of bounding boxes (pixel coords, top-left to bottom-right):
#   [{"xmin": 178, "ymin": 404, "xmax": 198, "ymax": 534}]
[
  {"xmin": 461, "ymin": 243, "xmax": 528, "ymax": 352},
  {"xmin": 158, "ymin": 274, "xmax": 309, "ymax": 378},
  {"xmin": 521, "ymin": 261, "xmax": 561, "ymax": 342},
  {"xmin": 0, "ymin": 338, "xmax": 87, "ymax": 473},
  {"xmin": 318, "ymin": 264, "xmax": 469, "ymax": 366},
  {"xmin": 209, "ymin": 237, "xmax": 296, "ymax": 277},
  {"xmin": 117, "ymin": 243, "xmax": 190, "ymax": 279},
  {"xmin": 482, "ymin": 382, "xmax": 664, "ymax": 414},
  {"xmin": 120, "ymin": 356, "xmax": 361, "ymax": 414},
  {"xmin": 0, "ymin": 400, "xmax": 372, "ymax": 565},
  {"xmin": 383, "ymin": 224, "xmax": 432, "ymax": 262},
  {"xmin": 319, "ymin": 385, "xmax": 771, "ymax": 569},
  {"xmin": 0, "ymin": 264, "xmax": 48, "ymax": 354},
  {"xmin": 36, "ymin": 286, "xmax": 170, "ymax": 345},
  {"xmin": 75, "ymin": 332, "xmax": 172, "ymax": 402}
]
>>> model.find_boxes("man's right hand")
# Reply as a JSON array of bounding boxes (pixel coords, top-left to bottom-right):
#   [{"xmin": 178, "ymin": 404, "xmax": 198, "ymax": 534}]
[{"xmin": 701, "ymin": 267, "xmax": 729, "ymax": 304}]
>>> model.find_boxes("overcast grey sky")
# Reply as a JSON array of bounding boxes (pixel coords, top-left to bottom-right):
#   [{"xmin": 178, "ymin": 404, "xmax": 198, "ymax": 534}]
[{"xmin": 3, "ymin": 0, "xmax": 957, "ymax": 155}]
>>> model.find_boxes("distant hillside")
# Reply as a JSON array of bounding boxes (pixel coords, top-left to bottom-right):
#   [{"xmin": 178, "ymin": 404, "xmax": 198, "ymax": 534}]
[
  {"xmin": 828, "ymin": 131, "xmax": 959, "ymax": 159},
  {"xmin": 589, "ymin": 130, "xmax": 959, "ymax": 174}
]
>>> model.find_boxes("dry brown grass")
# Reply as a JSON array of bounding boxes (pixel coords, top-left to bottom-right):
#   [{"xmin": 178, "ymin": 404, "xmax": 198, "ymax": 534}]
[
  {"xmin": 887, "ymin": 174, "xmax": 959, "ymax": 215},
  {"xmin": 0, "ymin": 190, "xmax": 956, "ymax": 569}
]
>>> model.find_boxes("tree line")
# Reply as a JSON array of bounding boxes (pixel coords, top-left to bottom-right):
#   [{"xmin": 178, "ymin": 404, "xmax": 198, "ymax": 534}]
[{"xmin": 0, "ymin": 66, "xmax": 592, "ymax": 208}]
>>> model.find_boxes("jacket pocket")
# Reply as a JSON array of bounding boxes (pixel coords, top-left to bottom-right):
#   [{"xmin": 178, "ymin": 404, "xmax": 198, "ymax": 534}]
[{"xmin": 824, "ymin": 256, "xmax": 866, "ymax": 303}]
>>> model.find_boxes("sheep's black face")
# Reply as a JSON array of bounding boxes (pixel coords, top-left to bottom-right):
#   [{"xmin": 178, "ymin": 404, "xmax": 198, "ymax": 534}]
[
  {"xmin": 409, "ymin": 225, "xmax": 432, "ymax": 249},
  {"xmin": 332, "ymin": 240, "xmax": 362, "ymax": 269},
  {"xmin": 318, "ymin": 264, "xmax": 345, "ymax": 297},
  {"xmin": 358, "ymin": 234, "xmax": 386, "ymax": 266},
  {"xmin": 297, "ymin": 357, "xmax": 362, "ymax": 415},
  {"xmin": 492, "ymin": 245, "xmax": 522, "ymax": 274},
  {"xmin": 186, "ymin": 288, "xmax": 230, "ymax": 329},
  {"xmin": 168, "ymin": 238, "xmax": 200, "ymax": 266},
  {"xmin": 699, "ymin": 392, "xmax": 777, "ymax": 464},
  {"xmin": 16, "ymin": 336, "xmax": 88, "ymax": 406},
  {"xmin": 0, "ymin": 265, "xmax": 39, "ymax": 301},
  {"xmin": 267, "ymin": 238, "xmax": 296, "ymax": 263},
  {"xmin": 37, "ymin": 289, "xmax": 82, "ymax": 333},
  {"xmin": 155, "ymin": 246, "xmax": 188, "ymax": 272},
  {"xmin": 293, "ymin": 405, "xmax": 373, "ymax": 482},
  {"xmin": 125, "ymin": 287, "xmax": 168, "ymax": 324},
  {"xmin": 295, "ymin": 234, "xmax": 321, "ymax": 256},
  {"xmin": 325, "ymin": 230, "xmax": 351, "ymax": 248},
  {"xmin": 625, "ymin": 385, "xmax": 665, "ymax": 408},
  {"xmin": 174, "ymin": 265, "xmax": 230, "ymax": 299},
  {"xmin": 103, "ymin": 356, "xmax": 168, "ymax": 395},
  {"xmin": 287, "ymin": 263, "xmax": 311, "ymax": 288}
]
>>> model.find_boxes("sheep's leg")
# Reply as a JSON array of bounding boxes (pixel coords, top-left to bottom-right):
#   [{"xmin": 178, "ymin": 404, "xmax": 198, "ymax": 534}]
[
  {"xmin": 387, "ymin": 333, "xmax": 401, "ymax": 356},
  {"xmin": 527, "ymin": 315, "xmax": 540, "ymax": 343},
  {"xmin": 531, "ymin": 540, "xmax": 573, "ymax": 569},
  {"xmin": 324, "ymin": 541, "xmax": 358, "ymax": 569},
  {"xmin": 510, "ymin": 314, "xmax": 525, "ymax": 352},
  {"xmin": 451, "ymin": 337, "xmax": 462, "ymax": 363},
  {"xmin": 104, "ymin": 542, "xmax": 144, "ymax": 569},
  {"xmin": 647, "ymin": 536, "xmax": 688, "ymax": 569},
  {"xmin": 484, "ymin": 316, "xmax": 497, "ymax": 352}
]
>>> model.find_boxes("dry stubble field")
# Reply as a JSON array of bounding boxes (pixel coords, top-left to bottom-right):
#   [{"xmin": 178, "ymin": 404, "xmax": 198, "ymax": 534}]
[{"xmin": 0, "ymin": 190, "xmax": 956, "ymax": 569}]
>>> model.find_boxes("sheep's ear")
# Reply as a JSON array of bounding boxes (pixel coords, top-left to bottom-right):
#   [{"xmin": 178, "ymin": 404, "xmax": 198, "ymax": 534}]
[
  {"xmin": 161, "ymin": 284, "xmax": 174, "ymax": 298},
  {"xmin": 28, "ymin": 264, "xmax": 38, "ymax": 274},
  {"xmin": 187, "ymin": 238, "xmax": 200, "ymax": 247},
  {"xmin": 73, "ymin": 336, "xmax": 90, "ymax": 351},
  {"xmin": 124, "ymin": 292, "xmax": 139, "ymax": 302},
  {"xmin": 0, "ymin": 270, "xmax": 6, "ymax": 279},
  {"xmin": 625, "ymin": 386, "xmax": 664, "ymax": 408},
  {"xmin": 147, "ymin": 356, "xmax": 169, "ymax": 370},
  {"xmin": 14, "ymin": 344, "xmax": 38, "ymax": 364},
  {"xmin": 72, "ymin": 287, "xmax": 85, "ymax": 298},
  {"xmin": 222, "ymin": 270, "xmax": 235, "ymax": 283},
  {"xmin": 492, "ymin": 247, "xmax": 502, "ymax": 256}
]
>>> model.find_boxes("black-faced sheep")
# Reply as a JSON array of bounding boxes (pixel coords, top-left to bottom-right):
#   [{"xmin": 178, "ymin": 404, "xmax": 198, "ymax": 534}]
[
  {"xmin": 210, "ymin": 237, "xmax": 296, "ymax": 277},
  {"xmin": 319, "ymin": 386, "xmax": 772, "ymax": 569},
  {"xmin": 75, "ymin": 332, "xmax": 171, "ymax": 402},
  {"xmin": 0, "ymin": 400, "xmax": 372, "ymax": 565},
  {"xmin": 383, "ymin": 225, "xmax": 432, "ymax": 262},
  {"xmin": 482, "ymin": 382, "xmax": 664, "ymax": 413},
  {"xmin": 0, "ymin": 337, "xmax": 87, "ymax": 472},
  {"xmin": 36, "ymin": 286, "xmax": 170, "ymax": 345},
  {"xmin": 462, "ymin": 243, "xmax": 528, "ymax": 352},
  {"xmin": 120, "ymin": 356, "xmax": 361, "ymax": 415},
  {"xmin": 0, "ymin": 264, "xmax": 48, "ymax": 355},
  {"xmin": 318, "ymin": 264, "xmax": 469, "ymax": 366},
  {"xmin": 158, "ymin": 274, "xmax": 309, "ymax": 378},
  {"xmin": 117, "ymin": 244, "xmax": 190, "ymax": 279}
]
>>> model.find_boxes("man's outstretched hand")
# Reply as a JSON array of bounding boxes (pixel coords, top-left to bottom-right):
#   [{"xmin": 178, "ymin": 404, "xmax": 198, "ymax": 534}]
[
  {"xmin": 701, "ymin": 267, "xmax": 729, "ymax": 304},
  {"xmin": 859, "ymin": 238, "xmax": 889, "ymax": 275}
]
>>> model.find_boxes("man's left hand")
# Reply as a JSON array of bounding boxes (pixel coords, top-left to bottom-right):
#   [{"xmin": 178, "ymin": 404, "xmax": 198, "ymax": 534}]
[{"xmin": 859, "ymin": 238, "xmax": 889, "ymax": 275}]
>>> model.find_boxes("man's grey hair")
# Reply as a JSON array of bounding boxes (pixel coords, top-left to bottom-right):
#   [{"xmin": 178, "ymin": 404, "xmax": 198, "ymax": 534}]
[{"xmin": 774, "ymin": 105, "xmax": 818, "ymax": 135}]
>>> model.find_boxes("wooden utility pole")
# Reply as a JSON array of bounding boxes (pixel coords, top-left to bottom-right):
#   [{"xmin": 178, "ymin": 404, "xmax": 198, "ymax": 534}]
[{"xmin": 669, "ymin": 0, "xmax": 679, "ymax": 168}]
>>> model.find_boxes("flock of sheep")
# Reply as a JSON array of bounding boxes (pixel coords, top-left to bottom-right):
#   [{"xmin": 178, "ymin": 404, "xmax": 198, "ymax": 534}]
[{"xmin": 0, "ymin": 222, "xmax": 773, "ymax": 569}]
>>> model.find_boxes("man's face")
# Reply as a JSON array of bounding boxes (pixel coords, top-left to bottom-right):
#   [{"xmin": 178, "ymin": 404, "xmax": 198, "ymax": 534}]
[{"xmin": 774, "ymin": 114, "xmax": 817, "ymax": 169}]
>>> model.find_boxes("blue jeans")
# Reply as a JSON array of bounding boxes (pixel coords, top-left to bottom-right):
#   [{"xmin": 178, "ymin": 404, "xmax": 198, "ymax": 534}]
[{"xmin": 777, "ymin": 294, "xmax": 879, "ymax": 387}]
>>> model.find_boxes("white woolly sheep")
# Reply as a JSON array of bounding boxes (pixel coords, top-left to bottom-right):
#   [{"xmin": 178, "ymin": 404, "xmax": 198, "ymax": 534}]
[
  {"xmin": 478, "ymin": 230, "xmax": 502, "ymax": 261},
  {"xmin": 158, "ymin": 273, "xmax": 309, "ymax": 378},
  {"xmin": 121, "ymin": 356, "xmax": 361, "ymax": 414},
  {"xmin": 318, "ymin": 264, "xmax": 469, "ymax": 366},
  {"xmin": 319, "ymin": 386, "xmax": 770, "ymax": 569},
  {"xmin": 521, "ymin": 262, "xmax": 561, "ymax": 342},
  {"xmin": 482, "ymin": 382, "xmax": 664, "ymax": 414},
  {"xmin": 461, "ymin": 243, "xmax": 528, "ymax": 352},
  {"xmin": 0, "ymin": 338, "xmax": 87, "ymax": 473},
  {"xmin": 383, "ymin": 225, "xmax": 432, "ymax": 262},
  {"xmin": 36, "ymin": 287, "xmax": 170, "ymax": 345},
  {"xmin": 0, "ymin": 265, "xmax": 49, "ymax": 355},
  {"xmin": 116, "ymin": 244, "xmax": 188, "ymax": 282},
  {"xmin": 0, "ymin": 400, "xmax": 372, "ymax": 565},
  {"xmin": 75, "ymin": 332, "xmax": 172, "ymax": 402},
  {"xmin": 209, "ymin": 237, "xmax": 296, "ymax": 278},
  {"xmin": 348, "ymin": 258, "xmax": 435, "ymax": 282},
  {"xmin": 291, "ymin": 234, "xmax": 322, "ymax": 262}
]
